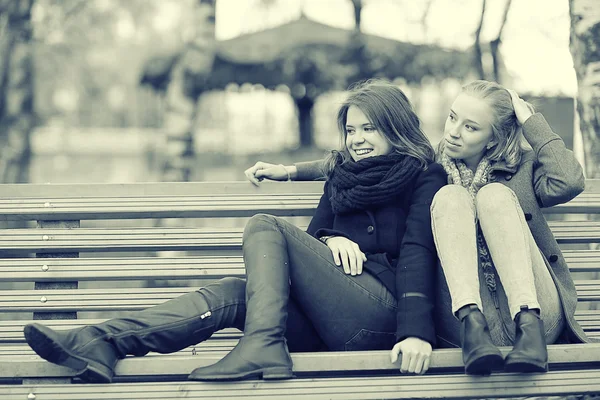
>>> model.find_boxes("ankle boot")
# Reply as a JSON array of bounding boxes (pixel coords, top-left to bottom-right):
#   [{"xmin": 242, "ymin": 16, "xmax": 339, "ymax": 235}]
[
  {"xmin": 459, "ymin": 305, "xmax": 504, "ymax": 375},
  {"xmin": 505, "ymin": 306, "xmax": 548, "ymax": 373},
  {"xmin": 189, "ymin": 223, "xmax": 293, "ymax": 381},
  {"xmin": 24, "ymin": 277, "xmax": 247, "ymax": 383}
]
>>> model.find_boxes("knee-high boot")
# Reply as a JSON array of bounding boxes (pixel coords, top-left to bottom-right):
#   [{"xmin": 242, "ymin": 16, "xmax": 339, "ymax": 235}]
[
  {"xmin": 24, "ymin": 277, "xmax": 246, "ymax": 383},
  {"xmin": 189, "ymin": 217, "xmax": 293, "ymax": 381}
]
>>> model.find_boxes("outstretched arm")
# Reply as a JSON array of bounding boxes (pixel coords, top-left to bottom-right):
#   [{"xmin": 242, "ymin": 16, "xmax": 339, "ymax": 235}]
[{"xmin": 245, "ymin": 160, "xmax": 326, "ymax": 185}]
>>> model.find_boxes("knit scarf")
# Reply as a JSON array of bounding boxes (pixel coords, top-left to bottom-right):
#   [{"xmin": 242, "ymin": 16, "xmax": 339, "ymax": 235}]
[
  {"xmin": 440, "ymin": 152, "xmax": 500, "ymax": 307},
  {"xmin": 440, "ymin": 153, "xmax": 493, "ymax": 200},
  {"xmin": 328, "ymin": 153, "xmax": 422, "ymax": 215}
]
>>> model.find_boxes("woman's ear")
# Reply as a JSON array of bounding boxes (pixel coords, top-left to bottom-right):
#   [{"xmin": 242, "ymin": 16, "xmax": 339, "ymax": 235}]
[{"xmin": 486, "ymin": 141, "xmax": 497, "ymax": 150}]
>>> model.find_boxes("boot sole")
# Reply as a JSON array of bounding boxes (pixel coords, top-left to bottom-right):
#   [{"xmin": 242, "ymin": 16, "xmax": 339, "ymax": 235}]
[
  {"xmin": 189, "ymin": 366, "xmax": 294, "ymax": 382},
  {"xmin": 505, "ymin": 357, "xmax": 548, "ymax": 373},
  {"xmin": 24, "ymin": 323, "xmax": 113, "ymax": 383},
  {"xmin": 465, "ymin": 351, "xmax": 504, "ymax": 376}
]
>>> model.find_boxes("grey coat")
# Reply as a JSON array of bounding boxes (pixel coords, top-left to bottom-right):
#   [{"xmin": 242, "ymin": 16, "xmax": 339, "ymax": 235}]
[
  {"xmin": 294, "ymin": 113, "xmax": 588, "ymax": 343},
  {"xmin": 482, "ymin": 113, "xmax": 587, "ymax": 343}
]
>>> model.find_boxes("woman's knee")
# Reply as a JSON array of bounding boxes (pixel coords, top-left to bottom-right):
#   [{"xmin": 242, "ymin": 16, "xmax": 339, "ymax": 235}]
[
  {"xmin": 476, "ymin": 183, "xmax": 518, "ymax": 214},
  {"xmin": 430, "ymin": 185, "xmax": 473, "ymax": 216},
  {"xmin": 243, "ymin": 213, "xmax": 280, "ymax": 240}
]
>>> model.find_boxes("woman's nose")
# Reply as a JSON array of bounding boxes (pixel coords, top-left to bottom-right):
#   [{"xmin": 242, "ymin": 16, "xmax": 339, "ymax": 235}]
[
  {"xmin": 352, "ymin": 132, "xmax": 365, "ymax": 143},
  {"xmin": 448, "ymin": 128, "xmax": 460, "ymax": 138}
]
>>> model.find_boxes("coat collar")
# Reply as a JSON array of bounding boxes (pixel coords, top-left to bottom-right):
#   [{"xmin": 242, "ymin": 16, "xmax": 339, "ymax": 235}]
[{"xmin": 490, "ymin": 160, "xmax": 518, "ymax": 174}]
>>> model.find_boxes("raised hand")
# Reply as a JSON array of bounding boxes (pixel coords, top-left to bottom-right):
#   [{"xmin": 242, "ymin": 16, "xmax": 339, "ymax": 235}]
[{"xmin": 507, "ymin": 89, "xmax": 534, "ymax": 125}]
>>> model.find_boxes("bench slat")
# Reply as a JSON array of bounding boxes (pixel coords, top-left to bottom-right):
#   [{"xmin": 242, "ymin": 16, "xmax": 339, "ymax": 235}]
[
  {"xmin": 0, "ymin": 221, "xmax": 597, "ymax": 254},
  {"xmin": 0, "ymin": 344, "xmax": 599, "ymax": 379},
  {"xmin": 0, "ymin": 180, "xmax": 596, "ymax": 222},
  {"xmin": 0, "ymin": 249, "xmax": 597, "ymax": 281},
  {"xmin": 0, "ymin": 319, "xmax": 241, "ymax": 343},
  {"xmin": 0, "ymin": 309, "xmax": 598, "ymax": 344},
  {"xmin": 4, "ymin": 370, "xmax": 600, "ymax": 400},
  {"xmin": 0, "ymin": 256, "xmax": 246, "ymax": 281},
  {"xmin": 0, "ymin": 281, "xmax": 597, "ymax": 312}
]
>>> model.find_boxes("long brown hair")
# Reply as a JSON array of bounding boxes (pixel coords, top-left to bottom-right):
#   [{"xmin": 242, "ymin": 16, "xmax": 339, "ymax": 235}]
[{"xmin": 323, "ymin": 79, "xmax": 435, "ymax": 175}]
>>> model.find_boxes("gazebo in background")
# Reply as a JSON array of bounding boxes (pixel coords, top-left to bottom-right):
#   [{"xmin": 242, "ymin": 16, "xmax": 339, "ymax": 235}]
[{"xmin": 140, "ymin": 1, "xmax": 472, "ymax": 181}]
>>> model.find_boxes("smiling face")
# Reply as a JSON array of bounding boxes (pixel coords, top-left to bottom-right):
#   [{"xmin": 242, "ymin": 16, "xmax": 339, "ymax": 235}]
[
  {"xmin": 345, "ymin": 105, "xmax": 393, "ymax": 161},
  {"xmin": 443, "ymin": 93, "xmax": 495, "ymax": 170}
]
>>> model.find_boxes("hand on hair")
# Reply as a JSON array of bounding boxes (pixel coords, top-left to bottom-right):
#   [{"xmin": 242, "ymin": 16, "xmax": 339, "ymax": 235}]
[
  {"xmin": 507, "ymin": 89, "xmax": 533, "ymax": 125},
  {"xmin": 244, "ymin": 162, "xmax": 293, "ymax": 186},
  {"xmin": 323, "ymin": 236, "xmax": 367, "ymax": 276},
  {"xmin": 390, "ymin": 337, "xmax": 432, "ymax": 375}
]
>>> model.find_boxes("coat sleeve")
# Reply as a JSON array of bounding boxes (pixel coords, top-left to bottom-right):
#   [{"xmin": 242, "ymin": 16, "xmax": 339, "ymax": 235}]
[
  {"xmin": 294, "ymin": 160, "xmax": 327, "ymax": 181},
  {"xmin": 523, "ymin": 113, "xmax": 585, "ymax": 207},
  {"xmin": 394, "ymin": 163, "xmax": 446, "ymax": 345}
]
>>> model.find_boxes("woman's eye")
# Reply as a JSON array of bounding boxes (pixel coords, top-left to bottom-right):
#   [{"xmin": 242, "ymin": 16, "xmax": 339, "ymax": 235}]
[
  {"xmin": 465, "ymin": 125, "xmax": 476, "ymax": 131},
  {"xmin": 448, "ymin": 114, "xmax": 455, "ymax": 121},
  {"xmin": 347, "ymin": 129, "xmax": 355, "ymax": 135},
  {"xmin": 364, "ymin": 126, "xmax": 374, "ymax": 132}
]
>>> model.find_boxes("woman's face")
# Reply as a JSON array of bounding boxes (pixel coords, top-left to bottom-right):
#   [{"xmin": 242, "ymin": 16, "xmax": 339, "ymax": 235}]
[
  {"xmin": 443, "ymin": 93, "xmax": 495, "ymax": 170},
  {"xmin": 345, "ymin": 105, "xmax": 393, "ymax": 162}
]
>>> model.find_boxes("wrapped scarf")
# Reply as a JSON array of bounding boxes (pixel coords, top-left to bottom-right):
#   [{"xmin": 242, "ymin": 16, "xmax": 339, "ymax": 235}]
[
  {"xmin": 439, "ymin": 152, "xmax": 493, "ymax": 199},
  {"xmin": 328, "ymin": 153, "xmax": 422, "ymax": 215}
]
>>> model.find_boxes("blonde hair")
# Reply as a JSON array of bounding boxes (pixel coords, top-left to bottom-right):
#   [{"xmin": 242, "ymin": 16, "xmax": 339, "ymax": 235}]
[
  {"xmin": 438, "ymin": 80, "xmax": 533, "ymax": 169},
  {"xmin": 324, "ymin": 79, "xmax": 434, "ymax": 174}
]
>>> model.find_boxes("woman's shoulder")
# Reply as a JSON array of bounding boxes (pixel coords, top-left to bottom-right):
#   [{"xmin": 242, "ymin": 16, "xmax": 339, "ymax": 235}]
[
  {"xmin": 409, "ymin": 162, "xmax": 447, "ymax": 193},
  {"xmin": 419, "ymin": 162, "xmax": 447, "ymax": 181}
]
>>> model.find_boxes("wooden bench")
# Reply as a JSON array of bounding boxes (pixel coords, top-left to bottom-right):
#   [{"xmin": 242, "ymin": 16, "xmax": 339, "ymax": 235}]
[{"xmin": 0, "ymin": 180, "xmax": 599, "ymax": 400}]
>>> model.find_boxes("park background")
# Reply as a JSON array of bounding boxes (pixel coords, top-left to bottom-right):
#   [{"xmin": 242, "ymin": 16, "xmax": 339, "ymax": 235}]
[{"xmin": 1, "ymin": 0, "xmax": 599, "ymax": 187}]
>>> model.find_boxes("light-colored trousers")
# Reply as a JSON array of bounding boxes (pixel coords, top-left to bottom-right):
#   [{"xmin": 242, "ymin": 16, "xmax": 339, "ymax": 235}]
[{"xmin": 430, "ymin": 183, "xmax": 564, "ymax": 346}]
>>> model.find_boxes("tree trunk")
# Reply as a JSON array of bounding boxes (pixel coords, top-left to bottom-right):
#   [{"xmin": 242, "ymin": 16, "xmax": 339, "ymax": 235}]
[
  {"xmin": 569, "ymin": 0, "xmax": 600, "ymax": 178},
  {"xmin": 0, "ymin": 0, "xmax": 34, "ymax": 183},
  {"xmin": 489, "ymin": 0, "xmax": 512, "ymax": 82},
  {"xmin": 295, "ymin": 95, "xmax": 314, "ymax": 148},
  {"xmin": 350, "ymin": 0, "xmax": 362, "ymax": 31},
  {"xmin": 473, "ymin": 0, "xmax": 487, "ymax": 79},
  {"xmin": 161, "ymin": 0, "xmax": 216, "ymax": 182}
]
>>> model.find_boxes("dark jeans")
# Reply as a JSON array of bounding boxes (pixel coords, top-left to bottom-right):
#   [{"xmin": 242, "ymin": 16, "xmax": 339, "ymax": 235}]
[
  {"xmin": 113, "ymin": 214, "xmax": 399, "ymax": 355},
  {"xmin": 241, "ymin": 214, "xmax": 398, "ymax": 351}
]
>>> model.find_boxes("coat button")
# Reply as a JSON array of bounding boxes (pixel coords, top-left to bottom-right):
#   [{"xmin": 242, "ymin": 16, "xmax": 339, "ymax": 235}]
[
  {"xmin": 505, "ymin": 174, "xmax": 513, "ymax": 181},
  {"xmin": 367, "ymin": 225, "xmax": 375, "ymax": 234},
  {"xmin": 549, "ymin": 255, "xmax": 558, "ymax": 262},
  {"xmin": 524, "ymin": 213, "xmax": 532, "ymax": 221}
]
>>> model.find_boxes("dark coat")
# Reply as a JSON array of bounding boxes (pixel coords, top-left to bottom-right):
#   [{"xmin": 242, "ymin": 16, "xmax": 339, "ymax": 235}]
[{"xmin": 306, "ymin": 162, "xmax": 447, "ymax": 345}]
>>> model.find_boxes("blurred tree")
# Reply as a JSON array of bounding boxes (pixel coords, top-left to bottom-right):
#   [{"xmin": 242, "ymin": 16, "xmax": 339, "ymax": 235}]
[
  {"xmin": 473, "ymin": 0, "xmax": 513, "ymax": 82},
  {"xmin": 141, "ymin": 0, "xmax": 216, "ymax": 182},
  {"xmin": 0, "ymin": 0, "xmax": 34, "ymax": 183},
  {"xmin": 569, "ymin": 0, "xmax": 600, "ymax": 178}
]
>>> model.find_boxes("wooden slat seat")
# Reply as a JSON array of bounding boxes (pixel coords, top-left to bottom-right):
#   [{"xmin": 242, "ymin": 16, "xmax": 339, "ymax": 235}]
[
  {"xmin": 0, "ymin": 309, "xmax": 598, "ymax": 358},
  {"xmin": 0, "ymin": 182, "xmax": 325, "ymax": 221},
  {"xmin": 0, "ymin": 281, "xmax": 597, "ymax": 313},
  {"xmin": 0, "ymin": 249, "xmax": 597, "ymax": 282},
  {"xmin": 3, "ymin": 370, "xmax": 600, "ymax": 400},
  {"xmin": 0, "ymin": 179, "xmax": 597, "ymax": 399},
  {"xmin": 0, "ymin": 180, "xmax": 597, "ymax": 221},
  {"xmin": 0, "ymin": 344, "xmax": 599, "ymax": 380},
  {"xmin": 0, "ymin": 256, "xmax": 246, "ymax": 281},
  {"xmin": 0, "ymin": 221, "xmax": 598, "ymax": 256},
  {"xmin": 0, "ymin": 319, "xmax": 241, "ymax": 343}
]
